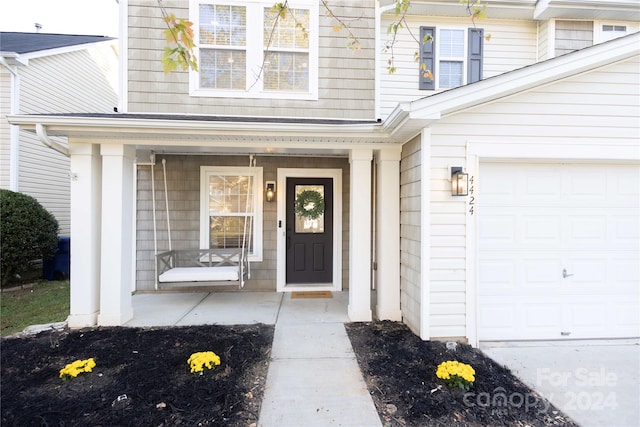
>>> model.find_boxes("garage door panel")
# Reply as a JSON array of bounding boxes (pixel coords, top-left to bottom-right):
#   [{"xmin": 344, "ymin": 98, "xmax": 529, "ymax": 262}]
[
  {"xmin": 478, "ymin": 215, "xmax": 516, "ymax": 249},
  {"xmin": 523, "ymin": 215, "xmax": 562, "ymax": 247},
  {"xmin": 566, "ymin": 259, "xmax": 607, "ymax": 285},
  {"xmin": 567, "ymin": 215, "xmax": 607, "ymax": 246},
  {"xmin": 614, "ymin": 259, "xmax": 640, "ymax": 284},
  {"xmin": 523, "ymin": 259, "xmax": 562, "ymax": 287},
  {"xmin": 478, "ymin": 259, "xmax": 516, "ymax": 292},
  {"xmin": 614, "ymin": 215, "xmax": 639, "ymax": 245},
  {"xmin": 479, "ymin": 162, "xmax": 640, "ymax": 341},
  {"xmin": 566, "ymin": 171, "xmax": 607, "ymax": 201},
  {"xmin": 524, "ymin": 170, "xmax": 562, "ymax": 201},
  {"xmin": 612, "ymin": 300, "xmax": 640, "ymax": 333}
]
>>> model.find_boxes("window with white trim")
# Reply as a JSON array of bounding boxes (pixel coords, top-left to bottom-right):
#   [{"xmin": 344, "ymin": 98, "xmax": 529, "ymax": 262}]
[
  {"xmin": 200, "ymin": 166, "xmax": 263, "ymax": 261},
  {"xmin": 419, "ymin": 26, "xmax": 484, "ymax": 90},
  {"xmin": 596, "ymin": 23, "xmax": 629, "ymax": 43},
  {"xmin": 190, "ymin": 0, "xmax": 318, "ymax": 99}
]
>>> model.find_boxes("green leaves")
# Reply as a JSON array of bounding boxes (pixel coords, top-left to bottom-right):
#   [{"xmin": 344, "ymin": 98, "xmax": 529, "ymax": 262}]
[{"xmin": 158, "ymin": 1, "xmax": 198, "ymax": 73}]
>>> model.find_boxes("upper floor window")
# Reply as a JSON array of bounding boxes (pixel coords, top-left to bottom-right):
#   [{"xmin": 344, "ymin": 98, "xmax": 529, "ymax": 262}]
[
  {"xmin": 419, "ymin": 26, "xmax": 484, "ymax": 90},
  {"xmin": 190, "ymin": 0, "xmax": 318, "ymax": 100},
  {"xmin": 597, "ymin": 23, "xmax": 629, "ymax": 43}
]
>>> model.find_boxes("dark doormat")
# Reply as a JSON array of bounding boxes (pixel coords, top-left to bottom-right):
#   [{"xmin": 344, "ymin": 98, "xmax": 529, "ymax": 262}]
[{"xmin": 291, "ymin": 291, "xmax": 333, "ymax": 299}]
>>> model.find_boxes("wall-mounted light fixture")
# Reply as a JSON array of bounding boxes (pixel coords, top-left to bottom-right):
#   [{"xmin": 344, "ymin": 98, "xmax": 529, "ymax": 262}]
[
  {"xmin": 265, "ymin": 181, "xmax": 276, "ymax": 202},
  {"xmin": 451, "ymin": 167, "xmax": 468, "ymax": 196}
]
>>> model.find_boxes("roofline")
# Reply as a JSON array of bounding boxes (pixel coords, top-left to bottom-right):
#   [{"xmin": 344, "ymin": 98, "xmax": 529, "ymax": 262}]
[
  {"xmin": 7, "ymin": 32, "xmax": 639, "ymax": 146},
  {"xmin": 15, "ymin": 37, "xmax": 117, "ymax": 61},
  {"xmin": 393, "ymin": 31, "xmax": 639, "ymax": 124},
  {"xmin": 7, "ymin": 114, "xmax": 393, "ymax": 144}
]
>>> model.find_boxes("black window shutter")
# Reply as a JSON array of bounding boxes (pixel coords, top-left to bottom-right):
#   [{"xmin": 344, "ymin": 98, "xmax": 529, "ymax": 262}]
[
  {"xmin": 468, "ymin": 28, "xmax": 484, "ymax": 83},
  {"xmin": 419, "ymin": 26, "xmax": 436, "ymax": 90}
]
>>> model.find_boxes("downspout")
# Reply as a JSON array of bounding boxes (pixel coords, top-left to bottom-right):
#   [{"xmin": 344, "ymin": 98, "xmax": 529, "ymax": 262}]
[
  {"xmin": 36, "ymin": 124, "xmax": 70, "ymax": 157},
  {"xmin": 1, "ymin": 56, "xmax": 20, "ymax": 191}
]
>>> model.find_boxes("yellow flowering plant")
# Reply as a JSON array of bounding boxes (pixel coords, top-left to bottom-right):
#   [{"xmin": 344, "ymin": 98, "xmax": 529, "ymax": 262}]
[
  {"xmin": 59, "ymin": 358, "xmax": 96, "ymax": 380},
  {"xmin": 187, "ymin": 351, "xmax": 221, "ymax": 374},
  {"xmin": 436, "ymin": 360, "xmax": 475, "ymax": 390}
]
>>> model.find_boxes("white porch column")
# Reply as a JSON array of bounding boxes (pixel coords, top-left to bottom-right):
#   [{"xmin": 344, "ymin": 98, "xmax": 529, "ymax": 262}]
[
  {"xmin": 348, "ymin": 148, "xmax": 373, "ymax": 321},
  {"xmin": 375, "ymin": 148, "xmax": 402, "ymax": 321},
  {"xmin": 67, "ymin": 143, "xmax": 101, "ymax": 327},
  {"xmin": 98, "ymin": 144, "xmax": 135, "ymax": 325}
]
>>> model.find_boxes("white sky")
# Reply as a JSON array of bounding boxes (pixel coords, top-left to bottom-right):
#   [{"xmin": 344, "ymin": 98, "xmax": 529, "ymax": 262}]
[{"xmin": 0, "ymin": 0, "xmax": 120, "ymax": 37}]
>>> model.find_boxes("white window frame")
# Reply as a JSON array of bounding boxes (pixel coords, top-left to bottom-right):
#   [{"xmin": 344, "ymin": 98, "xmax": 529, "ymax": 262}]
[
  {"xmin": 435, "ymin": 26, "xmax": 469, "ymax": 90},
  {"xmin": 189, "ymin": 0, "xmax": 318, "ymax": 100},
  {"xmin": 200, "ymin": 166, "xmax": 264, "ymax": 261}
]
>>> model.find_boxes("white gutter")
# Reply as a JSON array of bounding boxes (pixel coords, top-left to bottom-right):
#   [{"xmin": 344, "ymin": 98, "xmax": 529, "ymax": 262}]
[{"xmin": 36, "ymin": 123, "xmax": 70, "ymax": 157}]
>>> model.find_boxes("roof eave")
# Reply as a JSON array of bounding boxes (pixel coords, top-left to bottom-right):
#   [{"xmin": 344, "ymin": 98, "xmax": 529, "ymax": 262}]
[
  {"xmin": 7, "ymin": 114, "xmax": 397, "ymax": 145},
  {"xmin": 406, "ymin": 32, "xmax": 640, "ymax": 120}
]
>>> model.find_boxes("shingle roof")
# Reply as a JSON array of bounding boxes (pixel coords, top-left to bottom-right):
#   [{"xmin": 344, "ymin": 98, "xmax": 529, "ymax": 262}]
[{"xmin": 0, "ymin": 32, "xmax": 114, "ymax": 54}]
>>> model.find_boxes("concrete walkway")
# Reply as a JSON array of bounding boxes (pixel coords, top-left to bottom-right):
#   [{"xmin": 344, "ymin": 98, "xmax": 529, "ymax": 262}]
[
  {"xmin": 258, "ymin": 292, "xmax": 382, "ymax": 427},
  {"xmin": 482, "ymin": 340, "xmax": 640, "ymax": 427},
  {"xmin": 126, "ymin": 291, "xmax": 382, "ymax": 426}
]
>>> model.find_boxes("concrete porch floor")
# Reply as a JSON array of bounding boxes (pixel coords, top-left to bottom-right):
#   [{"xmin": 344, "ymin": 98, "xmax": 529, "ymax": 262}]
[
  {"xmin": 125, "ymin": 290, "xmax": 360, "ymax": 327},
  {"xmin": 126, "ymin": 291, "xmax": 288, "ymax": 327}
]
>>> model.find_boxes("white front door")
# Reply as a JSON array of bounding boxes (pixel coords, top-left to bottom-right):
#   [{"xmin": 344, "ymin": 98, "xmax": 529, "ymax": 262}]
[{"xmin": 478, "ymin": 162, "xmax": 640, "ymax": 340}]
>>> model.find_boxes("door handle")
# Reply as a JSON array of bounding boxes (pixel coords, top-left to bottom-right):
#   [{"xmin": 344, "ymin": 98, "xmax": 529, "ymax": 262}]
[
  {"xmin": 286, "ymin": 227, "xmax": 291, "ymax": 250},
  {"xmin": 562, "ymin": 269, "xmax": 573, "ymax": 279}
]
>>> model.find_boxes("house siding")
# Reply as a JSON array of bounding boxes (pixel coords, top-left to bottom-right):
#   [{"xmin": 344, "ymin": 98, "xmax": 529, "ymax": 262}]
[
  {"xmin": 0, "ymin": 67, "xmax": 12, "ymax": 189},
  {"xmin": 555, "ymin": 20, "xmax": 593, "ymax": 56},
  {"xmin": 423, "ymin": 55, "xmax": 639, "ymax": 338},
  {"xmin": 16, "ymin": 43, "xmax": 118, "ymax": 236},
  {"xmin": 400, "ymin": 135, "xmax": 421, "ymax": 334},
  {"xmin": 127, "ymin": 0, "xmax": 375, "ymax": 119},
  {"xmin": 379, "ymin": 15, "xmax": 537, "ymax": 119},
  {"xmin": 136, "ymin": 154, "xmax": 350, "ymax": 291}
]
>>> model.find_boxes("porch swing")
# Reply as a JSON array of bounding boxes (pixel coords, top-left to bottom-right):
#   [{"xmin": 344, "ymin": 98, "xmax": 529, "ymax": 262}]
[{"xmin": 153, "ymin": 156, "xmax": 255, "ymax": 289}]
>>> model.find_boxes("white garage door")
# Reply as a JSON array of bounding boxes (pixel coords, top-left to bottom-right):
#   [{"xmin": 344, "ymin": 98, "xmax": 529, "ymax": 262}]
[{"xmin": 478, "ymin": 162, "xmax": 640, "ymax": 341}]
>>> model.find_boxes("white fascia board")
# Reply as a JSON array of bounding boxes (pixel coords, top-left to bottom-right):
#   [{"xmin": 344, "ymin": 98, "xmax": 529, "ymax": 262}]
[
  {"xmin": 19, "ymin": 39, "xmax": 116, "ymax": 61},
  {"xmin": 407, "ymin": 32, "xmax": 640, "ymax": 120},
  {"xmin": 6, "ymin": 114, "xmax": 389, "ymax": 142},
  {"xmin": 534, "ymin": 0, "xmax": 640, "ymax": 19},
  {"xmin": 0, "ymin": 52, "xmax": 28, "ymax": 66}
]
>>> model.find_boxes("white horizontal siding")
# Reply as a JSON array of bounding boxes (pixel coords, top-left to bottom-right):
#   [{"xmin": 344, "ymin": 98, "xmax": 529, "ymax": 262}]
[
  {"xmin": 421, "ymin": 55, "xmax": 639, "ymax": 339},
  {"xmin": 400, "ymin": 135, "xmax": 422, "ymax": 334},
  {"xmin": 16, "ymin": 42, "xmax": 118, "ymax": 236},
  {"xmin": 127, "ymin": 0, "xmax": 375, "ymax": 119},
  {"xmin": 379, "ymin": 15, "xmax": 538, "ymax": 119},
  {"xmin": 0, "ymin": 68, "xmax": 12, "ymax": 189}
]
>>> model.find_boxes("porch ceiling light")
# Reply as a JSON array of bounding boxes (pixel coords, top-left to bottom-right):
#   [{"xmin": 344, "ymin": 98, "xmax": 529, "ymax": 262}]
[
  {"xmin": 265, "ymin": 181, "xmax": 276, "ymax": 203},
  {"xmin": 451, "ymin": 167, "xmax": 468, "ymax": 197}
]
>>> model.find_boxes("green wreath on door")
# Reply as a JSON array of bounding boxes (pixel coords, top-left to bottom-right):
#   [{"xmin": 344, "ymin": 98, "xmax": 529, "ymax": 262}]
[{"xmin": 295, "ymin": 190, "xmax": 325, "ymax": 220}]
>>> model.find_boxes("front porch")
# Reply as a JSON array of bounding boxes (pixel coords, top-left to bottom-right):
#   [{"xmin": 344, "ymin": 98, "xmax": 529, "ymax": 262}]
[{"xmin": 125, "ymin": 290, "xmax": 350, "ymax": 327}]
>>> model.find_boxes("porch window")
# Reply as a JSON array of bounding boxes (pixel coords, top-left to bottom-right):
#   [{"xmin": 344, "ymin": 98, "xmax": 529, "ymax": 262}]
[
  {"xmin": 190, "ymin": 0, "xmax": 318, "ymax": 99},
  {"xmin": 200, "ymin": 166, "xmax": 263, "ymax": 261}
]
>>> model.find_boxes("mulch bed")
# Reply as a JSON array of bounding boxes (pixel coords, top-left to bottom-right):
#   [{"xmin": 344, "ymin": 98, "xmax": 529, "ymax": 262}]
[
  {"xmin": 346, "ymin": 321, "xmax": 578, "ymax": 427},
  {"xmin": 1, "ymin": 324, "xmax": 273, "ymax": 427},
  {"xmin": 2, "ymin": 321, "xmax": 579, "ymax": 427}
]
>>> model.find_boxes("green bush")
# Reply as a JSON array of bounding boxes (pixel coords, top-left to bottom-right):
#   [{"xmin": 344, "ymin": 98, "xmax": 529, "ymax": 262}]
[{"xmin": 0, "ymin": 190, "xmax": 59, "ymax": 287}]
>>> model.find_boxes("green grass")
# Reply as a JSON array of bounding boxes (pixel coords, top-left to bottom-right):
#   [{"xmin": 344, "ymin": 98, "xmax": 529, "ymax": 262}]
[{"xmin": 1, "ymin": 280, "xmax": 70, "ymax": 337}]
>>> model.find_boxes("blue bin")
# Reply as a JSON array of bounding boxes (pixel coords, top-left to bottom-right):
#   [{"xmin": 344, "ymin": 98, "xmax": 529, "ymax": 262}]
[{"xmin": 43, "ymin": 236, "xmax": 70, "ymax": 280}]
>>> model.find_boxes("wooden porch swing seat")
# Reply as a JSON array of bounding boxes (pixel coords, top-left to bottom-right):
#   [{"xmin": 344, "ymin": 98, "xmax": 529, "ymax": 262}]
[
  {"xmin": 156, "ymin": 248, "xmax": 249, "ymax": 287},
  {"xmin": 150, "ymin": 156, "xmax": 255, "ymax": 290}
]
